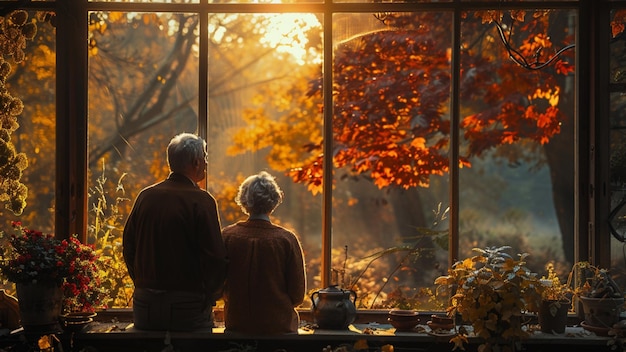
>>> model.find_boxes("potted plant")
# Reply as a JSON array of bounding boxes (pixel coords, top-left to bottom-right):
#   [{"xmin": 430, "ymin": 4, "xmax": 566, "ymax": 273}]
[
  {"xmin": 435, "ymin": 246, "xmax": 544, "ymax": 352},
  {"xmin": 569, "ymin": 261, "xmax": 624, "ymax": 332},
  {"xmin": 538, "ymin": 262, "xmax": 572, "ymax": 334},
  {"xmin": 0, "ymin": 221, "xmax": 107, "ymax": 332}
]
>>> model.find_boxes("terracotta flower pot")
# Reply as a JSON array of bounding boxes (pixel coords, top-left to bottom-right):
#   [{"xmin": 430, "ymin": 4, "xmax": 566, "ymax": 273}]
[
  {"xmin": 388, "ymin": 309, "xmax": 419, "ymax": 331},
  {"xmin": 579, "ymin": 296, "xmax": 624, "ymax": 329}
]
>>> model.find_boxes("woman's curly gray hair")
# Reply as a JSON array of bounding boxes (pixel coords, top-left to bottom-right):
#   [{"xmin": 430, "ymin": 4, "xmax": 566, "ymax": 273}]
[{"xmin": 235, "ymin": 171, "xmax": 284, "ymax": 216}]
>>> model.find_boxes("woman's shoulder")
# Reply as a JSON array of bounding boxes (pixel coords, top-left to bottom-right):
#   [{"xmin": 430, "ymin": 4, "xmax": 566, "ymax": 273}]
[
  {"xmin": 267, "ymin": 224, "xmax": 302, "ymax": 244},
  {"xmin": 221, "ymin": 222, "xmax": 243, "ymax": 233}
]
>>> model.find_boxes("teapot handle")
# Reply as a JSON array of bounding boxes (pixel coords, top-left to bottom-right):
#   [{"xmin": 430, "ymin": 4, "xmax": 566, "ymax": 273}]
[
  {"xmin": 310, "ymin": 291, "xmax": 319, "ymax": 310},
  {"xmin": 348, "ymin": 290, "xmax": 357, "ymax": 304}
]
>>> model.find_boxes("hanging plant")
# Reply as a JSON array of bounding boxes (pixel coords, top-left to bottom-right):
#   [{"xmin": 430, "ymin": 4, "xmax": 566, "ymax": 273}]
[{"xmin": 0, "ymin": 10, "xmax": 38, "ymax": 215}]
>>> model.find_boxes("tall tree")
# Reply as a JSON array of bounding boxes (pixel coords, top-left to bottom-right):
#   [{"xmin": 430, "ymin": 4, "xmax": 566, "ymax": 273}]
[{"xmin": 232, "ymin": 10, "xmax": 578, "ymax": 263}]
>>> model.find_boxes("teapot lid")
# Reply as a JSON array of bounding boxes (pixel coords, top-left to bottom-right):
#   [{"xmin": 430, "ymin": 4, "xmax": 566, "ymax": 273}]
[{"xmin": 318, "ymin": 285, "xmax": 346, "ymax": 294}]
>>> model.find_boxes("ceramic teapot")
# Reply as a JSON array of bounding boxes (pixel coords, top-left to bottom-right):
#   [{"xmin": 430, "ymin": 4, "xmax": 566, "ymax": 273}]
[{"xmin": 310, "ymin": 285, "xmax": 357, "ymax": 330}]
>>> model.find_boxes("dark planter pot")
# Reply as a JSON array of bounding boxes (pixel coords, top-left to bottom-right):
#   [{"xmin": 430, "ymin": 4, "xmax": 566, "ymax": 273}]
[
  {"xmin": 15, "ymin": 282, "xmax": 63, "ymax": 335},
  {"xmin": 538, "ymin": 299, "xmax": 570, "ymax": 334},
  {"xmin": 579, "ymin": 296, "xmax": 624, "ymax": 329}
]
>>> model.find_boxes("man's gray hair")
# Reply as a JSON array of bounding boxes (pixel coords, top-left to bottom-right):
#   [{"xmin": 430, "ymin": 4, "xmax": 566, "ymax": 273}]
[
  {"xmin": 235, "ymin": 171, "xmax": 284, "ymax": 216},
  {"xmin": 167, "ymin": 133, "xmax": 206, "ymax": 173}
]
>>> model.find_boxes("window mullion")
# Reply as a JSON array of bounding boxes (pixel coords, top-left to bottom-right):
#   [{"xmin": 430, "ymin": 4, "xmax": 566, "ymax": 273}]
[
  {"xmin": 449, "ymin": 8, "xmax": 461, "ymax": 265},
  {"xmin": 321, "ymin": 6, "xmax": 333, "ymax": 289}
]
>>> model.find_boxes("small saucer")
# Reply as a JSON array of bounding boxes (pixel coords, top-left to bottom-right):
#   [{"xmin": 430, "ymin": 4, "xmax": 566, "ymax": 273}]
[
  {"xmin": 580, "ymin": 321, "xmax": 610, "ymax": 336},
  {"xmin": 60, "ymin": 312, "xmax": 97, "ymax": 333},
  {"xmin": 427, "ymin": 320, "xmax": 454, "ymax": 331},
  {"xmin": 61, "ymin": 318, "xmax": 93, "ymax": 333}
]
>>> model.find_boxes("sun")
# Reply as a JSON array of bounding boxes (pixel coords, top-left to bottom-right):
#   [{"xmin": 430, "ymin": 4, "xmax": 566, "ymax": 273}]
[{"xmin": 260, "ymin": 13, "xmax": 321, "ymax": 65}]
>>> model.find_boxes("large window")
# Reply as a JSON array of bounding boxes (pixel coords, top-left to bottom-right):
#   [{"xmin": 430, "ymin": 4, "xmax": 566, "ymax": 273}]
[
  {"xmin": 8, "ymin": 0, "xmax": 623, "ymax": 311},
  {"xmin": 81, "ymin": 2, "xmax": 580, "ymax": 309}
]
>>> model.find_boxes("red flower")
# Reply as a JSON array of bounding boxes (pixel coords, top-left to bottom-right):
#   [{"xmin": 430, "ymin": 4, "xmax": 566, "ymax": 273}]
[{"xmin": 1, "ymin": 222, "xmax": 106, "ymax": 313}]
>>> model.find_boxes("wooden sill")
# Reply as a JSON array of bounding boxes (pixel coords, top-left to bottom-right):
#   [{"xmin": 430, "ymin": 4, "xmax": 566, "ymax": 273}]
[
  {"xmin": 67, "ymin": 321, "xmax": 615, "ymax": 352},
  {"xmin": 76, "ymin": 308, "xmax": 614, "ymax": 352},
  {"xmin": 0, "ymin": 308, "xmax": 612, "ymax": 352},
  {"xmin": 95, "ymin": 307, "xmax": 585, "ymax": 326}
]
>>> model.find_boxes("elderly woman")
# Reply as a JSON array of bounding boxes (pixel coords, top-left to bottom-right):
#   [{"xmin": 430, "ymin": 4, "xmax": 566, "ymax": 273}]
[{"xmin": 222, "ymin": 171, "xmax": 306, "ymax": 334}]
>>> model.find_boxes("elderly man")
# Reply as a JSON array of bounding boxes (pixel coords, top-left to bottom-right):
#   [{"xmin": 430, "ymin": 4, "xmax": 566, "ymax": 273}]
[{"xmin": 123, "ymin": 132, "xmax": 228, "ymax": 331}]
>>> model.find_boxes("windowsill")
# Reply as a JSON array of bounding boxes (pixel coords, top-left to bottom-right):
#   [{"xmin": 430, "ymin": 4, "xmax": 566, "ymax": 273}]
[
  {"xmin": 62, "ymin": 321, "xmax": 616, "ymax": 352},
  {"xmin": 94, "ymin": 307, "xmax": 588, "ymax": 328},
  {"xmin": 45, "ymin": 308, "xmax": 618, "ymax": 352}
]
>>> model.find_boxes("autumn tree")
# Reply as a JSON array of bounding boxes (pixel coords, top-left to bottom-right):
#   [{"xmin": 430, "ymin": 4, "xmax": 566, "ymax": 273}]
[{"xmin": 230, "ymin": 9, "xmax": 578, "ymax": 272}]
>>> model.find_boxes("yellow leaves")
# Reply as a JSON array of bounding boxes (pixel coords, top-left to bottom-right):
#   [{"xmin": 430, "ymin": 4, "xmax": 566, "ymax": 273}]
[
  {"xmin": 38, "ymin": 335, "xmax": 52, "ymax": 350},
  {"xmin": 532, "ymin": 33, "xmax": 552, "ymax": 50},
  {"xmin": 28, "ymin": 45, "xmax": 55, "ymax": 81},
  {"xmin": 381, "ymin": 344, "xmax": 394, "ymax": 352},
  {"xmin": 475, "ymin": 10, "xmax": 503, "ymax": 24},
  {"xmin": 289, "ymin": 165, "xmax": 323, "ymax": 196},
  {"xmin": 510, "ymin": 10, "xmax": 526, "ymax": 23},
  {"xmin": 227, "ymin": 108, "xmax": 273, "ymax": 156},
  {"xmin": 457, "ymin": 257, "xmax": 476, "ymax": 270},
  {"xmin": 484, "ymin": 311, "xmax": 499, "ymax": 334},
  {"xmin": 531, "ymin": 87, "xmax": 560, "ymax": 107},
  {"xmin": 450, "ymin": 334, "xmax": 468, "ymax": 351},
  {"xmin": 435, "ymin": 246, "xmax": 545, "ymax": 352},
  {"xmin": 108, "ymin": 12, "xmax": 125, "ymax": 23},
  {"xmin": 500, "ymin": 257, "xmax": 518, "ymax": 272},
  {"xmin": 410, "ymin": 137, "xmax": 426, "ymax": 149},
  {"xmin": 353, "ymin": 339, "xmax": 368, "ymax": 350},
  {"xmin": 142, "ymin": 14, "xmax": 153, "ymax": 26},
  {"xmin": 433, "ymin": 275, "xmax": 453, "ymax": 286}
]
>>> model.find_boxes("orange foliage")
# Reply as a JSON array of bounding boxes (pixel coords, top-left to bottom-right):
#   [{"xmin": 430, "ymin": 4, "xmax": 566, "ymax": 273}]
[
  {"xmin": 229, "ymin": 10, "xmax": 576, "ymax": 194},
  {"xmin": 612, "ymin": 10, "xmax": 626, "ymax": 38}
]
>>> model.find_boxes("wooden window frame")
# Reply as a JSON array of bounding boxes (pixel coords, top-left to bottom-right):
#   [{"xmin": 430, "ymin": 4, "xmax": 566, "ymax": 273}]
[{"xmin": 36, "ymin": 0, "xmax": 611, "ymax": 288}]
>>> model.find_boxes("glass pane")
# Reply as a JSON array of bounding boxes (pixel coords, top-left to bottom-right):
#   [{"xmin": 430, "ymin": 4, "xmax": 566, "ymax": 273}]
[
  {"xmin": 459, "ymin": 9, "xmax": 576, "ymax": 279},
  {"xmin": 88, "ymin": 11, "xmax": 200, "ymax": 308},
  {"xmin": 206, "ymin": 13, "xmax": 323, "ymax": 301},
  {"xmin": 461, "ymin": 0, "xmax": 574, "ymax": 2},
  {"xmin": 334, "ymin": 0, "xmax": 449, "ymax": 4},
  {"xmin": 609, "ymin": 10, "xmax": 626, "ymax": 290},
  {"xmin": 90, "ymin": 0, "xmax": 198, "ymax": 3},
  {"xmin": 211, "ymin": 0, "xmax": 321, "ymax": 3},
  {"xmin": 0, "ymin": 11, "xmax": 56, "ymax": 234},
  {"xmin": 328, "ymin": 12, "xmax": 451, "ymax": 310},
  {"xmin": 610, "ymin": 9, "xmax": 626, "ymax": 84},
  {"xmin": 610, "ymin": 94, "xmax": 626, "ymax": 285}
]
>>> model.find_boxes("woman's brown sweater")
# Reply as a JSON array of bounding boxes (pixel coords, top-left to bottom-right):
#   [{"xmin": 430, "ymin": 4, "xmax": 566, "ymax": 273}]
[{"xmin": 222, "ymin": 219, "xmax": 306, "ymax": 334}]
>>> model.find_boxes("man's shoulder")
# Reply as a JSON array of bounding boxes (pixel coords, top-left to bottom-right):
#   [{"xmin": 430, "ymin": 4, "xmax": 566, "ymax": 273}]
[{"xmin": 139, "ymin": 180, "xmax": 216, "ymax": 202}]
